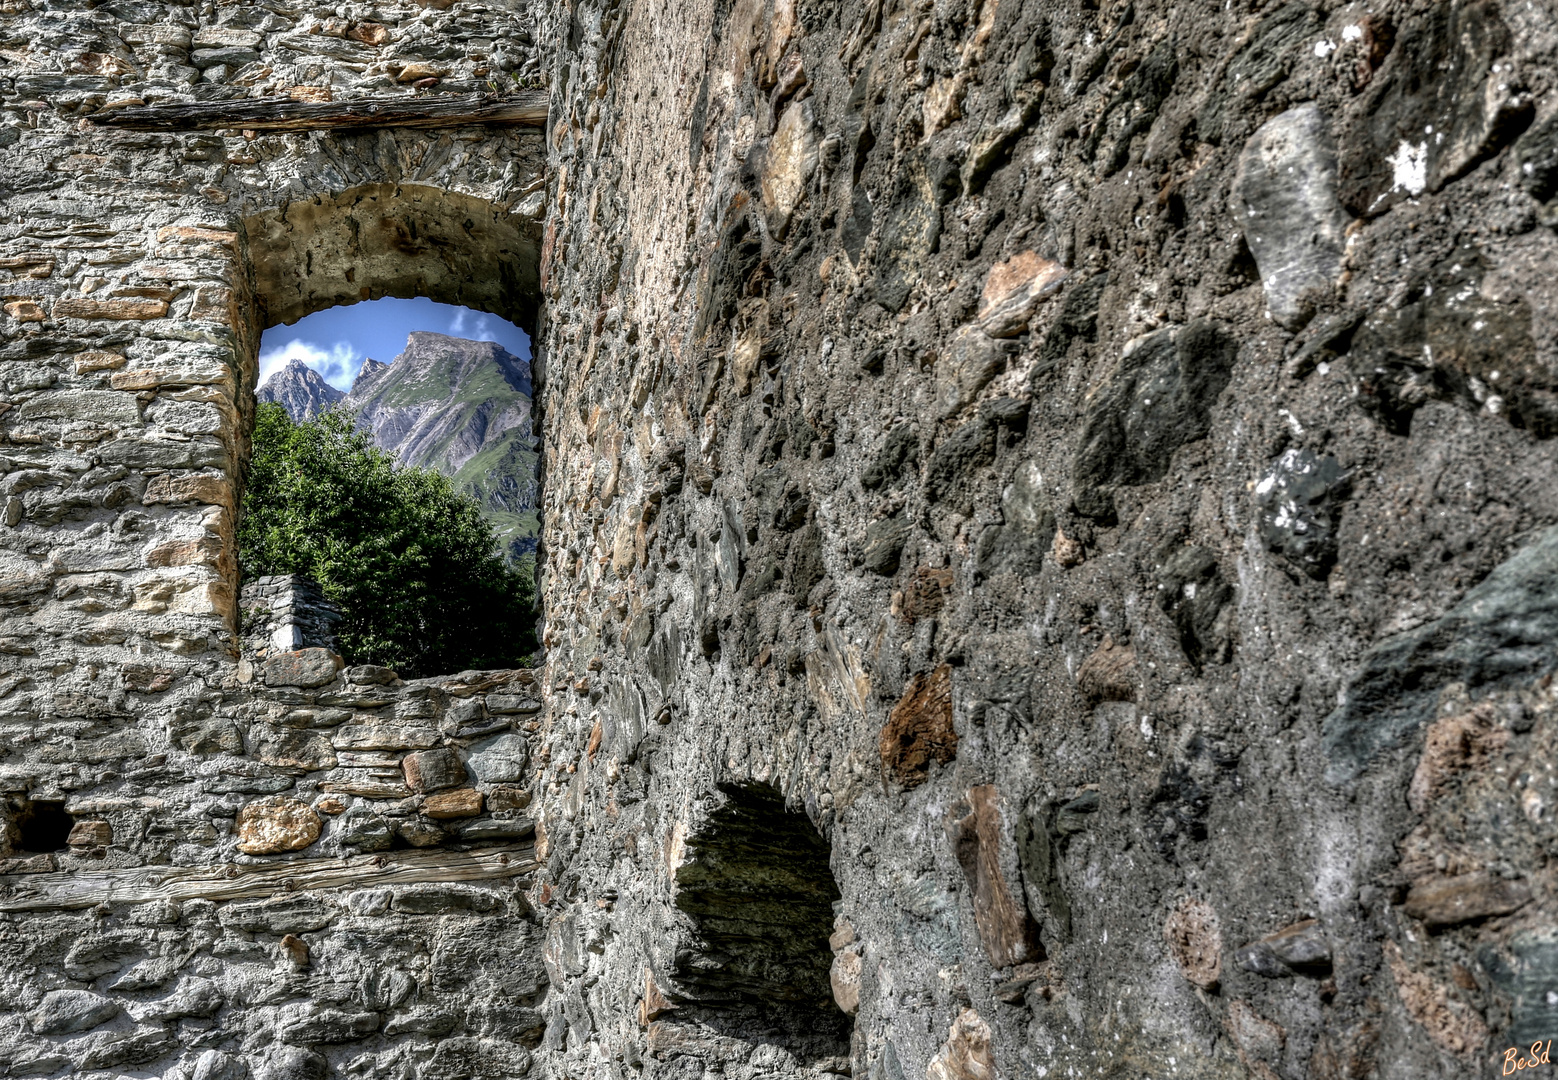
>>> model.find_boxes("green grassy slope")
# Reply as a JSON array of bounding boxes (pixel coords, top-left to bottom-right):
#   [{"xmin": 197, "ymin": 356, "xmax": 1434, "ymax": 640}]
[{"xmin": 345, "ymin": 333, "xmax": 540, "ymax": 563}]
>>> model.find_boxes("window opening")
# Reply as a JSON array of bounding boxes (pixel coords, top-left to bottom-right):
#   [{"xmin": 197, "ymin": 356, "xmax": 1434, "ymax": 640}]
[{"xmin": 244, "ymin": 297, "xmax": 539, "ymax": 678}]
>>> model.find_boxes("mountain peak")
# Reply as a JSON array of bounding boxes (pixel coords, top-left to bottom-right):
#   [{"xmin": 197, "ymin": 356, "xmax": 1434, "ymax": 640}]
[
  {"xmin": 344, "ymin": 332, "xmax": 537, "ymax": 560},
  {"xmin": 387, "ymin": 332, "xmax": 531, "ymax": 399},
  {"xmin": 352, "ymin": 358, "xmax": 389, "ymax": 393},
  {"xmin": 258, "ymin": 359, "xmax": 345, "ymax": 422}
]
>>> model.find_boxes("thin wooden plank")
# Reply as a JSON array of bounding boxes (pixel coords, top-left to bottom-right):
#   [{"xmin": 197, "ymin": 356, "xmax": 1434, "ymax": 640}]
[
  {"xmin": 86, "ymin": 91, "xmax": 548, "ymax": 133},
  {"xmin": 0, "ymin": 844, "xmax": 537, "ymax": 911}
]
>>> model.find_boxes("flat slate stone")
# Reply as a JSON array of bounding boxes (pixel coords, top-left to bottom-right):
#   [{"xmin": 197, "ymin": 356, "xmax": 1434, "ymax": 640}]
[
  {"xmin": 1324, "ymin": 524, "xmax": 1558, "ymax": 783},
  {"xmin": 264, "ymin": 648, "xmax": 343, "ymax": 689},
  {"xmin": 466, "ymin": 733, "xmax": 529, "ymax": 783},
  {"xmin": 485, "ymin": 693, "xmax": 540, "ymax": 714},
  {"xmin": 30, "ymin": 989, "xmax": 120, "ymax": 1035}
]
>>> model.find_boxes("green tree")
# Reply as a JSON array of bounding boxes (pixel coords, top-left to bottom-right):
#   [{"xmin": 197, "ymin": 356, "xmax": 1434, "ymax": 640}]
[{"xmin": 239, "ymin": 402, "xmax": 536, "ymax": 676}]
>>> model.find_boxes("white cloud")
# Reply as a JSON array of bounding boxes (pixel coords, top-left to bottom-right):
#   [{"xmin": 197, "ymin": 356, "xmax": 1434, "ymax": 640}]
[
  {"xmin": 257, "ymin": 339, "xmax": 363, "ymax": 392},
  {"xmin": 447, "ymin": 309, "xmax": 498, "ymax": 341}
]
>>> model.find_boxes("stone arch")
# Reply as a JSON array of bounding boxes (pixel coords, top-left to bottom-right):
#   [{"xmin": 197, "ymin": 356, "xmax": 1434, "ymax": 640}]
[{"xmin": 242, "ymin": 182, "xmax": 542, "ymax": 335}]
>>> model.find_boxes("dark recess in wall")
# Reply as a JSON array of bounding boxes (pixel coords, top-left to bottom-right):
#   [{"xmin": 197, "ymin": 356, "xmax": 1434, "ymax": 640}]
[
  {"xmin": 12, "ymin": 799, "xmax": 72, "ymax": 853},
  {"xmin": 672, "ymin": 782, "xmax": 849, "ymax": 1055}
]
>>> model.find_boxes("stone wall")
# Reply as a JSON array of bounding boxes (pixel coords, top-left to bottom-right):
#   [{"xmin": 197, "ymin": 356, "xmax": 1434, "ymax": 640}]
[
  {"xmin": 0, "ymin": 636, "xmax": 545, "ymax": 1075},
  {"xmin": 4, "ymin": 0, "xmax": 1558, "ymax": 1077},
  {"xmin": 0, "ymin": 0, "xmax": 551, "ymax": 1074},
  {"xmin": 528, "ymin": 1, "xmax": 1558, "ymax": 1079}
]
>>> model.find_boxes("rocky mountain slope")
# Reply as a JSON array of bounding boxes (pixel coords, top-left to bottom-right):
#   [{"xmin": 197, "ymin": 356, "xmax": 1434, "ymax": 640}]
[
  {"xmin": 256, "ymin": 357, "xmax": 344, "ymax": 420},
  {"xmin": 257, "ymin": 332, "xmax": 539, "ymax": 560}
]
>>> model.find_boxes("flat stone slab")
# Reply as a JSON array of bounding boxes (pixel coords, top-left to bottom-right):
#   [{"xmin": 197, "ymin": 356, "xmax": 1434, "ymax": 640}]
[{"xmin": 264, "ymin": 647, "xmax": 343, "ymax": 688}]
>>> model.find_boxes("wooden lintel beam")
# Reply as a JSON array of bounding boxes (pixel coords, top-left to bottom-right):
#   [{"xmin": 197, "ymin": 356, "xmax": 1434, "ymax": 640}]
[
  {"xmin": 85, "ymin": 91, "xmax": 549, "ymax": 133},
  {"xmin": 0, "ymin": 844, "xmax": 537, "ymax": 911}
]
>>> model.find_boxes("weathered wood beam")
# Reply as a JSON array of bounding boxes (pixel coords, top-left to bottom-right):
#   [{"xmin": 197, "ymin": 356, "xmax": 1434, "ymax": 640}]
[
  {"xmin": 0, "ymin": 844, "xmax": 537, "ymax": 911},
  {"xmin": 86, "ymin": 91, "xmax": 549, "ymax": 133}
]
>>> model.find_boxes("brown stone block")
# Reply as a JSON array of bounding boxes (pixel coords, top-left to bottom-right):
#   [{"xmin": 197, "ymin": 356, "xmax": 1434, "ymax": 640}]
[
  {"xmin": 143, "ymin": 472, "xmax": 233, "ymax": 508},
  {"xmin": 235, "ymin": 796, "xmax": 322, "ymax": 854},
  {"xmin": 1076, "ymin": 635, "xmax": 1136, "ymax": 703},
  {"xmin": 1164, "ymin": 896, "xmax": 1222, "ymax": 990},
  {"xmin": 949, "ymin": 785, "xmax": 1042, "ymax": 968},
  {"xmin": 145, "ymin": 536, "xmax": 222, "ymax": 568},
  {"xmin": 403, "ymin": 748, "xmax": 467, "ymax": 793},
  {"xmin": 898, "ymin": 566, "xmax": 953, "ymax": 624},
  {"xmin": 280, "ymin": 933, "xmax": 310, "ymax": 969},
  {"xmin": 1402, "ymin": 871, "xmax": 1530, "ymax": 929},
  {"xmin": 422, "ymin": 788, "xmax": 483, "ymax": 819},
  {"xmin": 110, "ymin": 370, "xmax": 165, "ymax": 391},
  {"xmin": 155, "ymin": 226, "xmax": 237, "ymax": 247},
  {"xmin": 111, "ymin": 364, "xmax": 232, "ymax": 391},
  {"xmin": 1052, "ymin": 528, "xmax": 1084, "ymax": 567},
  {"xmin": 347, "ymin": 22, "xmax": 388, "ymax": 45},
  {"xmin": 122, "ymin": 665, "xmax": 174, "ymax": 693},
  {"xmin": 397, "ymin": 61, "xmax": 445, "ymax": 82},
  {"xmin": 53, "ymin": 297, "xmax": 168, "ymax": 320},
  {"xmin": 395, "ymin": 819, "xmax": 445, "ymax": 847},
  {"xmin": 66, "ymin": 820, "xmax": 112, "ymax": 847},
  {"xmin": 263, "ymin": 648, "xmax": 344, "ymax": 689},
  {"xmin": 74, "ymin": 351, "xmax": 127, "ymax": 374},
  {"xmin": 880, "ymin": 663, "xmax": 957, "ymax": 789},
  {"xmin": 5, "ymin": 300, "xmax": 44, "ymax": 322},
  {"xmin": 0, "ymin": 255, "xmax": 54, "ymax": 275},
  {"xmin": 486, "ymin": 785, "xmax": 531, "ymax": 811},
  {"xmin": 979, "ymin": 250, "xmax": 1068, "ymax": 337}
]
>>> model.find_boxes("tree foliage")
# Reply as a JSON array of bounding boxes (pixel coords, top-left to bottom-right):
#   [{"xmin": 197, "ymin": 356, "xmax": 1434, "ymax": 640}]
[{"xmin": 239, "ymin": 402, "xmax": 536, "ymax": 676}]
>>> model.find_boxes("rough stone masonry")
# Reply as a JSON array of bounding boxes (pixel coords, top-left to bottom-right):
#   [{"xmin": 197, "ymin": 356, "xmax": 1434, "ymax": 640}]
[{"xmin": 3, "ymin": 0, "xmax": 1558, "ymax": 1077}]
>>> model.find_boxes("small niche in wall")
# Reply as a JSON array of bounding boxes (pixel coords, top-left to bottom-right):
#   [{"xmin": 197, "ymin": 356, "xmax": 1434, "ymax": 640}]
[
  {"xmin": 671, "ymin": 782, "xmax": 850, "ymax": 1057},
  {"xmin": 9, "ymin": 798, "xmax": 73, "ymax": 853}
]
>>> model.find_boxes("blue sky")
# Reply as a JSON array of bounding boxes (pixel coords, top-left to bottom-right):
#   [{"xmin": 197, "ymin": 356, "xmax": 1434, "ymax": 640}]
[{"xmin": 258, "ymin": 298, "xmax": 532, "ymax": 392}]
